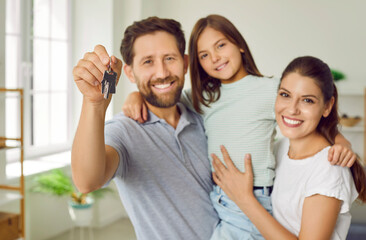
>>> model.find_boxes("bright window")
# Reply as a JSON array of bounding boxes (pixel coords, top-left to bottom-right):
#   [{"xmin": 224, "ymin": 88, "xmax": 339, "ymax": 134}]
[{"xmin": 5, "ymin": 0, "xmax": 72, "ymax": 161}]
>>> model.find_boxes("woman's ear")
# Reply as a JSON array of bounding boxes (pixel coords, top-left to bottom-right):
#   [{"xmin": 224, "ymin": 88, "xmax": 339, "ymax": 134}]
[
  {"xmin": 124, "ymin": 64, "xmax": 135, "ymax": 83},
  {"xmin": 323, "ymin": 97, "xmax": 335, "ymax": 118},
  {"xmin": 240, "ymin": 48, "xmax": 245, "ymax": 53}
]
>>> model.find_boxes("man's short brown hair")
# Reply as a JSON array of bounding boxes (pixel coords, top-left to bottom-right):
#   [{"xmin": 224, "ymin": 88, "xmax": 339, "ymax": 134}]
[{"xmin": 120, "ymin": 16, "xmax": 186, "ymax": 65}]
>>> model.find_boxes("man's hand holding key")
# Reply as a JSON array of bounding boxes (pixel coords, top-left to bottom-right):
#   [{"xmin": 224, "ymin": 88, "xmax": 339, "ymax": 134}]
[{"xmin": 73, "ymin": 45, "xmax": 122, "ymax": 106}]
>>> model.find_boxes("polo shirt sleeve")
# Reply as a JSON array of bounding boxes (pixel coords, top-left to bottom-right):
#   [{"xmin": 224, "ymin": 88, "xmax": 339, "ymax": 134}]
[
  {"xmin": 304, "ymin": 150, "xmax": 358, "ymax": 213},
  {"xmin": 104, "ymin": 114, "xmax": 130, "ymax": 179}
]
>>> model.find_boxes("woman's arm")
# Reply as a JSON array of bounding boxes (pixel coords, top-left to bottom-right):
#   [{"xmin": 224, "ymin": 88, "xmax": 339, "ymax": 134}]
[{"xmin": 212, "ymin": 146, "xmax": 341, "ymax": 240}]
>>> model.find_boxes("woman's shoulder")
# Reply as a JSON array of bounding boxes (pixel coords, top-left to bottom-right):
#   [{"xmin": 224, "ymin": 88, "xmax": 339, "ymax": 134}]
[{"xmin": 304, "ymin": 146, "xmax": 358, "ymax": 212}]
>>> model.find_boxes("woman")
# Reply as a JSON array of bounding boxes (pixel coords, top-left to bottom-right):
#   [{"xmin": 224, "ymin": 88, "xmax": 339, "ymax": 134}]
[{"xmin": 212, "ymin": 56, "xmax": 366, "ymax": 239}]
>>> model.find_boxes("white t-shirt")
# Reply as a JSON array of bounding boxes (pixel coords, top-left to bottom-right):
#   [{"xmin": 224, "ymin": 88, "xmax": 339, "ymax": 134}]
[{"xmin": 272, "ymin": 139, "xmax": 359, "ymax": 239}]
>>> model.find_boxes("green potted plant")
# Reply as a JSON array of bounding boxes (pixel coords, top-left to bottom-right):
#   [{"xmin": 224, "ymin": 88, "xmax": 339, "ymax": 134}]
[
  {"xmin": 330, "ymin": 69, "xmax": 346, "ymax": 82},
  {"xmin": 31, "ymin": 169, "xmax": 113, "ymax": 226}
]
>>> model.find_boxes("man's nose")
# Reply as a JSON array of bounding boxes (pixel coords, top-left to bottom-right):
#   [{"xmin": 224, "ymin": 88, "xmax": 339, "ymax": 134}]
[{"xmin": 155, "ymin": 61, "xmax": 170, "ymax": 79}]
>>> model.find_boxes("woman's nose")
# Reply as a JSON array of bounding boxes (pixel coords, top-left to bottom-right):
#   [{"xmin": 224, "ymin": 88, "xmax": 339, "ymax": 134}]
[{"xmin": 288, "ymin": 100, "xmax": 300, "ymax": 115}]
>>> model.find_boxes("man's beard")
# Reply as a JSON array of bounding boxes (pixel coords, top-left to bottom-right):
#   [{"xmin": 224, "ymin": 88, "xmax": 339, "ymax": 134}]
[{"xmin": 138, "ymin": 76, "xmax": 183, "ymax": 108}]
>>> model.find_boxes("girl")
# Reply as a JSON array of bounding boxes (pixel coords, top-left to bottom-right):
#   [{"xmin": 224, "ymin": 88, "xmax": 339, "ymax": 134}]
[
  {"xmin": 122, "ymin": 15, "xmax": 357, "ymax": 239},
  {"xmin": 212, "ymin": 56, "xmax": 366, "ymax": 239}
]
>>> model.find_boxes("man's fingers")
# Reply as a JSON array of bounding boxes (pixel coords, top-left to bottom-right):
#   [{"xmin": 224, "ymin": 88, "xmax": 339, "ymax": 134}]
[
  {"xmin": 73, "ymin": 65, "xmax": 99, "ymax": 87},
  {"xmin": 110, "ymin": 55, "xmax": 123, "ymax": 87},
  {"xmin": 142, "ymin": 103, "xmax": 148, "ymax": 121},
  {"xmin": 83, "ymin": 51, "xmax": 108, "ymax": 79},
  {"xmin": 77, "ymin": 59, "xmax": 103, "ymax": 84},
  {"xmin": 94, "ymin": 45, "xmax": 110, "ymax": 65},
  {"xmin": 220, "ymin": 145, "xmax": 236, "ymax": 170}
]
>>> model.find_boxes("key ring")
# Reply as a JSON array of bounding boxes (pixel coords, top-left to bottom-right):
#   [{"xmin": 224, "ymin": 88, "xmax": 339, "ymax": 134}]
[{"xmin": 108, "ymin": 57, "xmax": 112, "ymax": 73}]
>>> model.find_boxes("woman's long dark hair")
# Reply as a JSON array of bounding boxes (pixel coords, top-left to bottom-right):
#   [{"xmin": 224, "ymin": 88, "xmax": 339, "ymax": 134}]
[
  {"xmin": 281, "ymin": 56, "xmax": 366, "ymax": 202},
  {"xmin": 188, "ymin": 14, "xmax": 263, "ymax": 114}
]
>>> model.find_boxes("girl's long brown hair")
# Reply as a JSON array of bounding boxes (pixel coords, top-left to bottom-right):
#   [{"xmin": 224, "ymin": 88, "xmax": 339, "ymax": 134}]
[
  {"xmin": 188, "ymin": 14, "xmax": 263, "ymax": 114},
  {"xmin": 281, "ymin": 56, "xmax": 366, "ymax": 202}
]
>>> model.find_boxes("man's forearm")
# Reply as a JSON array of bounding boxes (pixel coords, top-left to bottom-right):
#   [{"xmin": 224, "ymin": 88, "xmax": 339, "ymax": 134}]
[{"xmin": 72, "ymin": 98, "xmax": 108, "ymax": 193}]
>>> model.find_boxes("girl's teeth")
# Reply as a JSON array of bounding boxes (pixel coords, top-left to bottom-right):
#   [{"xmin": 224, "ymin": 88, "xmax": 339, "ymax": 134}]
[
  {"xmin": 154, "ymin": 83, "xmax": 171, "ymax": 89},
  {"xmin": 284, "ymin": 117, "xmax": 302, "ymax": 125},
  {"xmin": 217, "ymin": 64, "xmax": 226, "ymax": 70}
]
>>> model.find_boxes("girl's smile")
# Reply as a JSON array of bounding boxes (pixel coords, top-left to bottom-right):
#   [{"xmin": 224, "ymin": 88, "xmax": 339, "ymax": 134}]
[{"xmin": 197, "ymin": 27, "xmax": 247, "ymax": 84}]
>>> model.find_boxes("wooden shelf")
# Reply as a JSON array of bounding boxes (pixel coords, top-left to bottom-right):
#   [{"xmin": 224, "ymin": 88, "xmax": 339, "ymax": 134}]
[
  {"xmin": 0, "ymin": 192, "xmax": 23, "ymax": 206},
  {"xmin": 0, "ymin": 88, "xmax": 25, "ymax": 239}
]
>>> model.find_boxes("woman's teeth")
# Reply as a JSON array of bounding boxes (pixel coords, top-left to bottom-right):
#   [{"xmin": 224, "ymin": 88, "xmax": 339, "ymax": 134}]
[{"xmin": 284, "ymin": 117, "xmax": 302, "ymax": 125}]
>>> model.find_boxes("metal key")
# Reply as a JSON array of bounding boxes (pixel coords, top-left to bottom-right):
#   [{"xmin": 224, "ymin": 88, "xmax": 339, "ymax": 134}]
[{"xmin": 101, "ymin": 57, "xmax": 117, "ymax": 99}]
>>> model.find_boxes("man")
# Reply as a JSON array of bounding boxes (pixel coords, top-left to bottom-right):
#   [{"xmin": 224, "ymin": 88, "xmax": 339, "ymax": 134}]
[{"xmin": 72, "ymin": 17, "xmax": 218, "ymax": 240}]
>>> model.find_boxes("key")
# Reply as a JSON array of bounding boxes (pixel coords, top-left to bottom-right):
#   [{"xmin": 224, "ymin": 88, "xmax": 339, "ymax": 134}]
[{"xmin": 101, "ymin": 57, "xmax": 117, "ymax": 99}]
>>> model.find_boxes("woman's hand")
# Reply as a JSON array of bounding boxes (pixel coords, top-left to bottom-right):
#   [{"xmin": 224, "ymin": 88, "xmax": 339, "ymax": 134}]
[
  {"xmin": 212, "ymin": 145, "xmax": 256, "ymax": 207},
  {"xmin": 121, "ymin": 91, "xmax": 148, "ymax": 123},
  {"xmin": 328, "ymin": 144, "xmax": 357, "ymax": 167}
]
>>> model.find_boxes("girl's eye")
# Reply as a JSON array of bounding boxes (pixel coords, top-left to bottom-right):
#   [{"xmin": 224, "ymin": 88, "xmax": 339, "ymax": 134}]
[
  {"xmin": 200, "ymin": 54, "xmax": 208, "ymax": 60},
  {"xmin": 218, "ymin": 43, "xmax": 225, "ymax": 49},
  {"xmin": 303, "ymin": 98, "xmax": 314, "ymax": 104},
  {"xmin": 279, "ymin": 92, "xmax": 289, "ymax": 97}
]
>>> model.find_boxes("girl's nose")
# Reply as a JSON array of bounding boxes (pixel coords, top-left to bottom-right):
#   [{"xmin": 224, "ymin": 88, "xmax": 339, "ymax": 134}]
[{"xmin": 211, "ymin": 52, "xmax": 220, "ymax": 63}]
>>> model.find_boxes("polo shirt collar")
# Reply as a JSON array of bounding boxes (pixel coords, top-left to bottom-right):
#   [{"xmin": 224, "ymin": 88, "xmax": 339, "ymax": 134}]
[{"xmin": 143, "ymin": 103, "xmax": 197, "ymax": 126}]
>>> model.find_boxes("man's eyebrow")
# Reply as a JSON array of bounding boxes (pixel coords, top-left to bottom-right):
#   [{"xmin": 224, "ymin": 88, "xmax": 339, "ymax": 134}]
[
  {"xmin": 198, "ymin": 38, "xmax": 226, "ymax": 55},
  {"xmin": 139, "ymin": 55, "xmax": 153, "ymax": 62}
]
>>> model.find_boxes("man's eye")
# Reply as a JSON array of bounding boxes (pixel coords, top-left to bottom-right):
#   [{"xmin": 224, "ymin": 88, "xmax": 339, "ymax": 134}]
[
  {"xmin": 143, "ymin": 60, "xmax": 152, "ymax": 64},
  {"xmin": 166, "ymin": 57, "xmax": 174, "ymax": 61}
]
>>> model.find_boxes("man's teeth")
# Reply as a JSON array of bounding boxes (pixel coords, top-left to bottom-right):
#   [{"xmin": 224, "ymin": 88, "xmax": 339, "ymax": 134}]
[
  {"xmin": 154, "ymin": 83, "xmax": 171, "ymax": 89},
  {"xmin": 284, "ymin": 117, "xmax": 302, "ymax": 125}
]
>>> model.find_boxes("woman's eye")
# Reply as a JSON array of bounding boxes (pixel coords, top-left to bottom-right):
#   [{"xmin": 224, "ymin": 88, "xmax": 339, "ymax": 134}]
[
  {"xmin": 304, "ymin": 98, "xmax": 314, "ymax": 104},
  {"xmin": 279, "ymin": 92, "xmax": 289, "ymax": 97}
]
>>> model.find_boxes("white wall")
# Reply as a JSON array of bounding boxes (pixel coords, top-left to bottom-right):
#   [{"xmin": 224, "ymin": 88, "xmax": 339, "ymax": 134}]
[
  {"xmin": 146, "ymin": 0, "xmax": 366, "ymax": 93},
  {"xmin": 71, "ymin": 0, "xmax": 115, "ymax": 131}
]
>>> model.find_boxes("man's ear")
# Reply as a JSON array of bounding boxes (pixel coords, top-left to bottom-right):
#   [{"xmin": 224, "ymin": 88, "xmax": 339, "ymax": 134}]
[
  {"xmin": 323, "ymin": 97, "xmax": 335, "ymax": 118},
  {"xmin": 124, "ymin": 64, "xmax": 135, "ymax": 83},
  {"xmin": 183, "ymin": 54, "xmax": 189, "ymax": 74}
]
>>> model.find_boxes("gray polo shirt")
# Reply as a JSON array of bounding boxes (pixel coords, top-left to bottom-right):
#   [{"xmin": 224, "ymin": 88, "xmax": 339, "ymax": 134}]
[{"xmin": 105, "ymin": 103, "xmax": 219, "ymax": 240}]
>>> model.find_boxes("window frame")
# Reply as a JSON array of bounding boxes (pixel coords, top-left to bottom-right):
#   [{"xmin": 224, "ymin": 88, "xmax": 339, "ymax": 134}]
[{"xmin": 5, "ymin": 0, "xmax": 73, "ymax": 161}]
